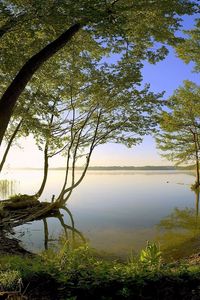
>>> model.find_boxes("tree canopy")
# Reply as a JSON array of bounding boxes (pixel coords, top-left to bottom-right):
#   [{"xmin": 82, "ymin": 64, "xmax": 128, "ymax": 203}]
[
  {"xmin": 0, "ymin": 0, "xmax": 198, "ymax": 144},
  {"xmin": 156, "ymin": 81, "xmax": 200, "ymax": 187},
  {"xmin": 176, "ymin": 18, "xmax": 200, "ymax": 72}
]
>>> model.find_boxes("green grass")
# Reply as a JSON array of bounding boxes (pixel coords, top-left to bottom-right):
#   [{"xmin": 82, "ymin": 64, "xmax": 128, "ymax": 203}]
[{"xmin": 0, "ymin": 242, "xmax": 200, "ymax": 299}]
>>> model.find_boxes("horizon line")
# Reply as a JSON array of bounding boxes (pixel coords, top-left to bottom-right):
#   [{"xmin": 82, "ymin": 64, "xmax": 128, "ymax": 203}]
[{"xmin": 4, "ymin": 165, "xmax": 195, "ymax": 170}]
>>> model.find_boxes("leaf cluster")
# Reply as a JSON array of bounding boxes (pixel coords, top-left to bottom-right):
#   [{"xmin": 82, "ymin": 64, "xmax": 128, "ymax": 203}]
[{"xmin": 156, "ymin": 81, "xmax": 200, "ymax": 165}]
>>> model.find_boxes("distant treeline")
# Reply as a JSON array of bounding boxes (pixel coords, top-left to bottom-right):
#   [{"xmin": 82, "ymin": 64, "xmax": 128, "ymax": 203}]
[
  {"xmin": 78, "ymin": 165, "xmax": 195, "ymax": 170},
  {"xmin": 13, "ymin": 165, "xmax": 195, "ymax": 171}
]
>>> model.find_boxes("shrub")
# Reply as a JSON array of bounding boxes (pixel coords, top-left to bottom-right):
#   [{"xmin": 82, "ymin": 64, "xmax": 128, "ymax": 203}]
[{"xmin": 0, "ymin": 270, "xmax": 21, "ymax": 291}]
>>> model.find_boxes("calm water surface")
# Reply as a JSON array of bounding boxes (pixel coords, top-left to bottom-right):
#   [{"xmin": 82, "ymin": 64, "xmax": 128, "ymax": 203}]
[{"xmin": 0, "ymin": 170, "xmax": 198, "ymax": 259}]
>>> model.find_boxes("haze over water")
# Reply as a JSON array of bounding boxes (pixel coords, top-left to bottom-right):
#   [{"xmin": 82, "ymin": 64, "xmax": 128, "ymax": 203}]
[{"xmin": 0, "ymin": 170, "xmax": 198, "ymax": 259}]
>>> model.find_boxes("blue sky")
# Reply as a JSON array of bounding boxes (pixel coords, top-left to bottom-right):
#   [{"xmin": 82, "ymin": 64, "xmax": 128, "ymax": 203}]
[
  {"xmin": 142, "ymin": 47, "xmax": 199, "ymax": 99},
  {"xmin": 91, "ymin": 51, "xmax": 199, "ymax": 167},
  {"xmin": 2, "ymin": 14, "xmax": 199, "ymax": 168},
  {"xmin": 91, "ymin": 15, "xmax": 199, "ymax": 167},
  {"xmin": 142, "ymin": 14, "xmax": 198, "ymax": 98}
]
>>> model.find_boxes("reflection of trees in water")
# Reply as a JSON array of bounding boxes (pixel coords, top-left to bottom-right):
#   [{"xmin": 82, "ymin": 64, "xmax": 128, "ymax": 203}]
[
  {"xmin": 0, "ymin": 205, "xmax": 85, "ymax": 254},
  {"xmin": 0, "ymin": 179, "xmax": 86, "ymax": 252},
  {"xmin": 42, "ymin": 207, "xmax": 85, "ymax": 251},
  {"xmin": 159, "ymin": 190, "xmax": 200, "ymax": 230},
  {"xmin": 157, "ymin": 190, "xmax": 200, "ymax": 259},
  {"xmin": 0, "ymin": 179, "xmax": 18, "ymax": 199},
  {"xmin": 195, "ymin": 190, "xmax": 199, "ymax": 217}
]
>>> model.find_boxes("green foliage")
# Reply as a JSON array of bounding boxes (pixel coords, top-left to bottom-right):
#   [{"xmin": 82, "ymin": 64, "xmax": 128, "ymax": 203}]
[
  {"xmin": 0, "ymin": 0, "xmax": 197, "ymax": 153},
  {"xmin": 176, "ymin": 19, "xmax": 200, "ymax": 72},
  {"xmin": 1, "ymin": 0, "xmax": 196, "ymax": 77},
  {"xmin": 139, "ymin": 241, "xmax": 162, "ymax": 269},
  {"xmin": 1, "ymin": 243, "xmax": 200, "ymax": 298},
  {"xmin": 0, "ymin": 270, "xmax": 21, "ymax": 291},
  {"xmin": 0, "ymin": 0, "xmax": 198, "ymax": 197},
  {"xmin": 156, "ymin": 81, "xmax": 200, "ymax": 185},
  {"xmin": 0, "ymin": 255, "xmax": 45, "ymax": 279},
  {"xmin": 41, "ymin": 244, "xmax": 115, "ymax": 284}
]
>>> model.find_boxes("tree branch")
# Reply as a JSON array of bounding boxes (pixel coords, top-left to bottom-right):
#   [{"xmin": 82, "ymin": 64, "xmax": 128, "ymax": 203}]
[{"xmin": 0, "ymin": 22, "xmax": 82, "ymax": 145}]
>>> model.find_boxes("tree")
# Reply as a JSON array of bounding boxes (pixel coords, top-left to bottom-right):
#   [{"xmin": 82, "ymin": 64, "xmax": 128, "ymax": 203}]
[
  {"xmin": 0, "ymin": 0, "xmax": 198, "ymax": 145},
  {"xmin": 27, "ymin": 42, "xmax": 164, "ymax": 202},
  {"xmin": 156, "ymin": 81, "xmax": 200, "ymax": 188},
  {"xmin": 0, "ymin": 1, "xmax": 199, "ymax": 224},
  {"xmin": 0, "ymin": 84, "xmax": 54, "ymax": 171},
  {"xmin": 176, "ymin": 18, "xmax": 200, "ymax": 72},
  {"xmin": 0, "ymin": 39, "xmax": 164, "ymax": 224},
  {"xmin": 53, "ymin": 82, "xmax": 162, "ymax": 205}
]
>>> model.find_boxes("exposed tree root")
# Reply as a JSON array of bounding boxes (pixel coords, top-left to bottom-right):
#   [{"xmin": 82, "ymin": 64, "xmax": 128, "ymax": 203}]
[
  {"xmin": 0, "ymin": 195, "xmax": 86, "ymax": 257},
  {"xmin": 0, "ymin": 195, "xmax": 59, "ymax": 229}
]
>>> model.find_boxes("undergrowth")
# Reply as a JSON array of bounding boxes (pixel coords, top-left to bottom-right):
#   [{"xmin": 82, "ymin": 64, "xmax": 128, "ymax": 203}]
[{"xmin": 0, "ymin": 241, "xmax": 200, "ymax": 299}]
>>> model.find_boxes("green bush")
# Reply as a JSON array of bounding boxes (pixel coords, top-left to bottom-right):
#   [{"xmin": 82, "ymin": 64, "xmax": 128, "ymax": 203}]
[
  {"xmin": 0, "ymin": 270, "xmax": 21, "ymax": 291},
  {"xmin": 0, "ymin": 241, "xmax": 200, "ymax": 299}
]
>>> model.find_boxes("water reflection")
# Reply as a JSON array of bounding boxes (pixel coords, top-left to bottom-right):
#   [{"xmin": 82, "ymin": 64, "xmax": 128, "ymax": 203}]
[
  {"xmin": 41, "ymin": 208, "xmax": 85, "ymax": 251},
  {"xmin": 0, "ymin": 206, "xmax": 85, "ymax": 254},
  {"xmin": 195, "ymin": 190, "xmax": 199, "ymax": 218},
  {"xmin": 0, "ymin": 170, "xmax": 198, "ymax": 258},
  {"xmin": 0, "ymin": 176, "xmax": 85, "ymax": 253},
  {"xmin": 157, "ymin": 190, "xmax": 200, "ymax": 260}
]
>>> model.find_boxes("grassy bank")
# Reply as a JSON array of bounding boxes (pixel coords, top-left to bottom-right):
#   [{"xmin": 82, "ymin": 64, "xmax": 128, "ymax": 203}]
[{"xmin": 1, "ymin": 242, "xmax": 200, "ymax": 299}]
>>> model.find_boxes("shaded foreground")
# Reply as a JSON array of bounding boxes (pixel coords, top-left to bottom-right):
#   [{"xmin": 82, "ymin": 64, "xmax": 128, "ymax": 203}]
[
  {"xmin": 1, "ymin": 244, "xmax": 200, "ymax": 300},
  {"xmin": 1, "ymin": 196, "xmax": 200, "ymax": 299}
]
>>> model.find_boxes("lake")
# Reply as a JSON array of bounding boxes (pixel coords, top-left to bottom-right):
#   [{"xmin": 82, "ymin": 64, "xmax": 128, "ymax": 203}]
[{"xmin": 0, "ymin": 169, "xmax": 199, "ymax": 260}]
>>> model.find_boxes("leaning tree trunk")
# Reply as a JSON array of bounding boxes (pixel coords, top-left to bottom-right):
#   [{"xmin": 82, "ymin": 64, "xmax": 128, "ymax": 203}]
[
  {"xmin": 194, "ymin": 137, "xmax": 200, "ymax": 188},
  {"xmin": 34, "ymin": 142, "xmax": 49, "ymax": 199},
  {"xmin": 0, "ymin": 23, "xmax": 81, "ymax": 145},
  {"xmin": 34, "ymin": 102, "xmax": 57, "ymax": 199},
  {"xmin": 0, "ymin": 119, "xmax": 22, "ymax": 172}
]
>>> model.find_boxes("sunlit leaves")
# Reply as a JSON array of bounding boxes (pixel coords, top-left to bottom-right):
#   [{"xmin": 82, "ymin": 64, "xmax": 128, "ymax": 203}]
[
  {"xmin": 0, "ymin": 0, "xmax": 198, "ymax": 172},
  {"xmin": 176, "ymin": 19, "xmax": 200, "ymax": 72},
  {"xmin": 156, "ymin": 81, "xmax": 200, "ymax": 165}
]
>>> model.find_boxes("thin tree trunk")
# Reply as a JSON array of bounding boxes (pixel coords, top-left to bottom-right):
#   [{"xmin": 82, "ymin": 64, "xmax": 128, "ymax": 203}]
[
  {"xmin": 0, "ymin": 119, "xmax": 22, "ymax": 172},
  {"xmin": 34, "ymin": 100, "xmax": 57, "ymax": 199},
  {"xmin": 59, "ymin": 110, "xmax": 102, "ymax": 205},
  {"xmin": 0, "ymin": 23, "xmax": 81, "ymax": 145},
  {"xmin": 194, "ymin": 134, "xmax": 200, "ymax": 187},
  {"xmin": 34, "ymin": 141, "xmax": 49, "ymax": 199},
  {"xmin": 196, "ymin": 155, "xmax": 200, "ymax": 187}
]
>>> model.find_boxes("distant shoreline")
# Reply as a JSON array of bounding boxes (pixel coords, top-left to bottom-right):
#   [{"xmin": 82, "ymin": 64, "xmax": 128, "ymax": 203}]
[{"xmin": 7, "ymin": 166, "xmax": 195, "ymax": 171}]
